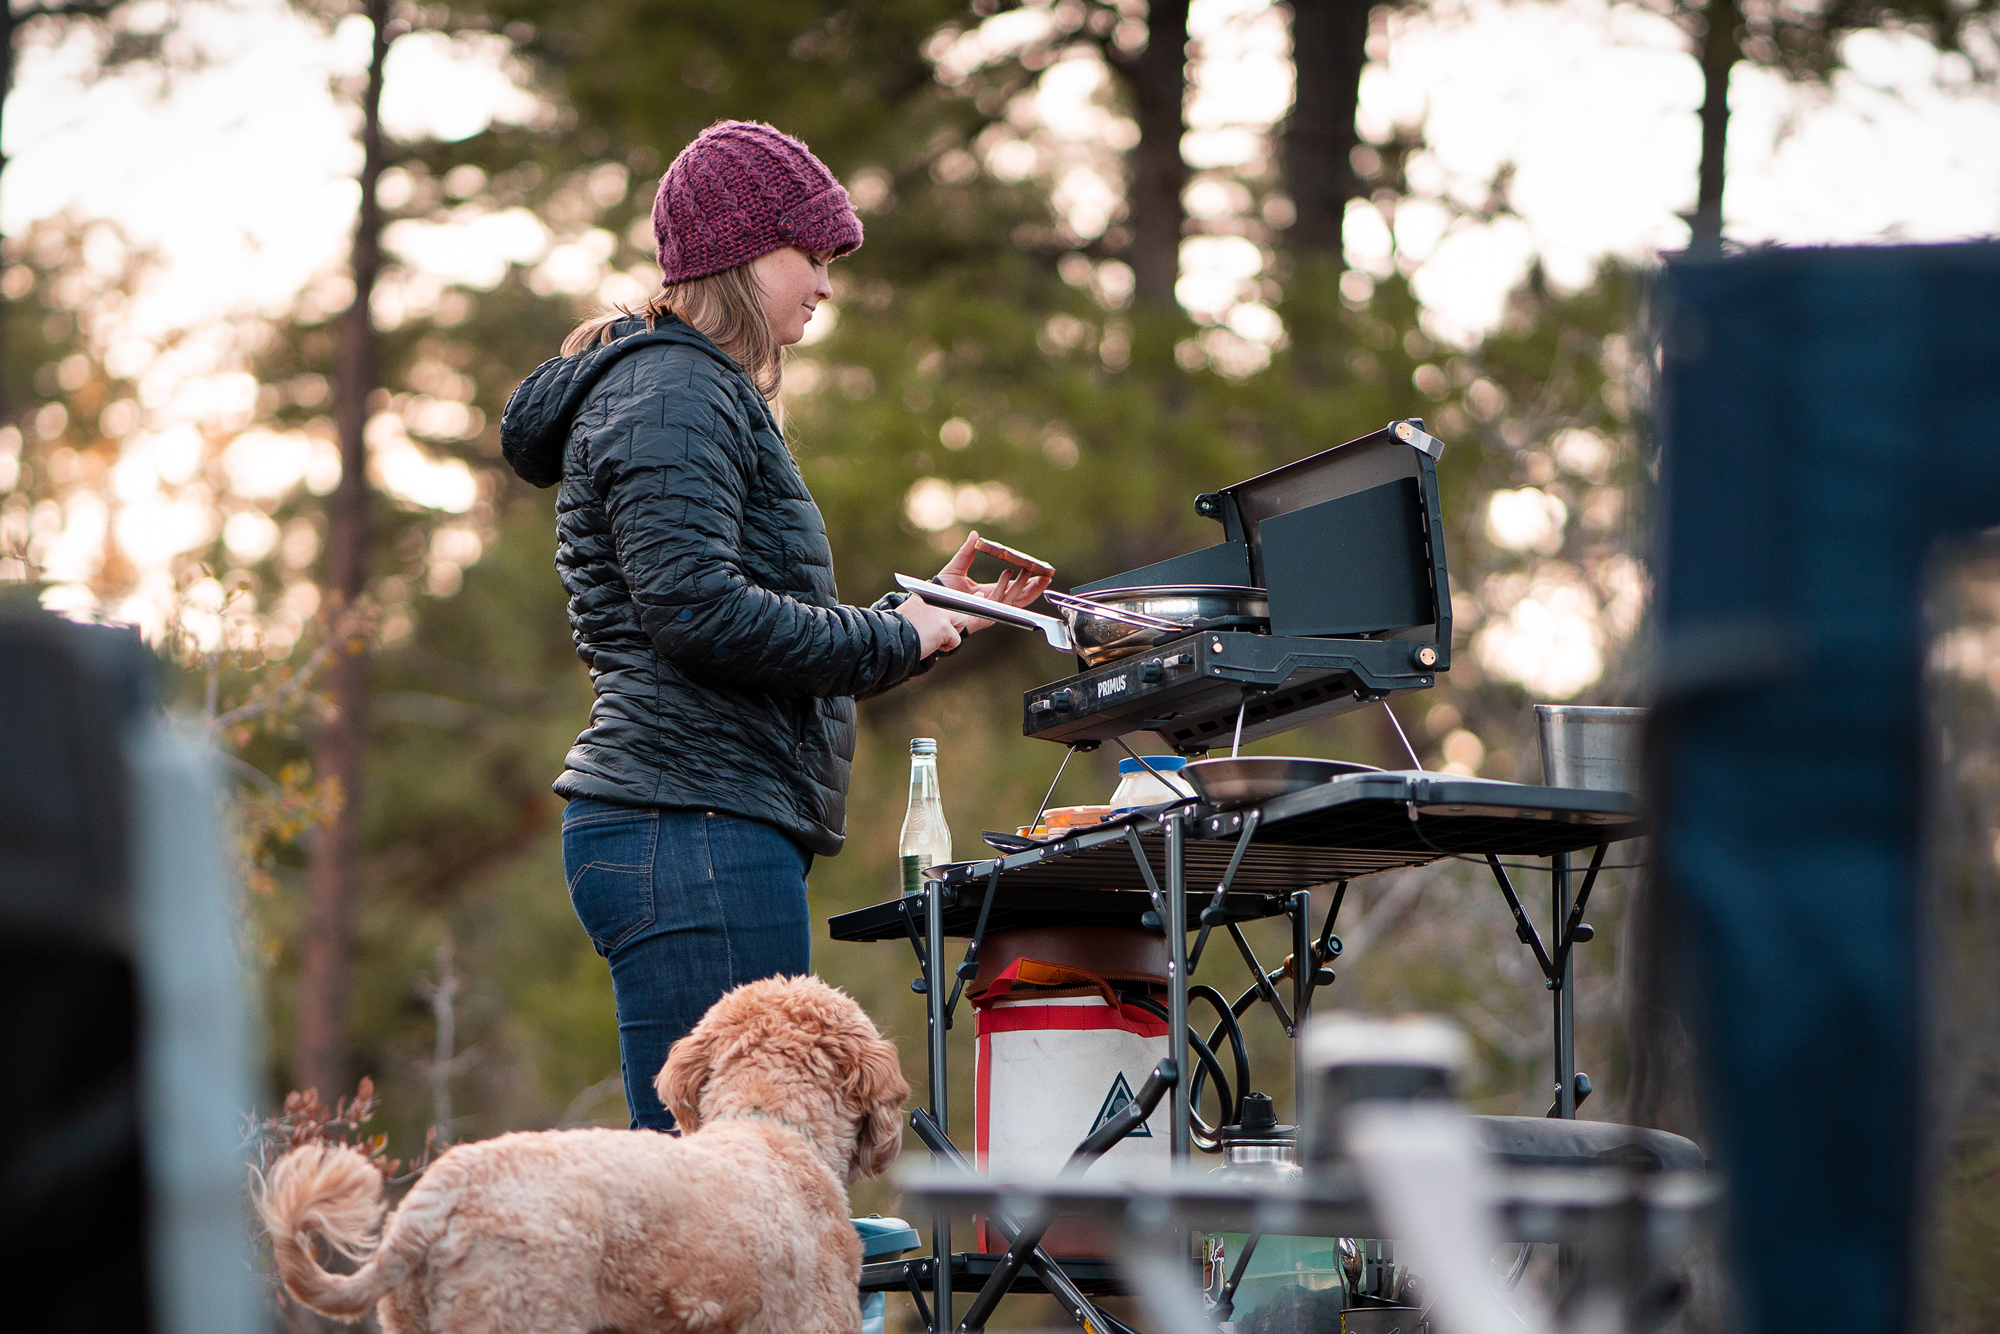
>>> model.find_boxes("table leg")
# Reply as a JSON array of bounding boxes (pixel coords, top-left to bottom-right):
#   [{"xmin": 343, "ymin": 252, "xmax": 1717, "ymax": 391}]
[
  {"xmin": 1291, "ymin": 890, "xmax": 1311, "ymax": 1120},
  {"xmin": 1552, "ymin": 852, "xmax": 1575, "ymax": 1120},
  {"xmin": 1164, "ymin": 812, "xmax": 1190, "ymax": 1160},
  {"xmin": 1552, "ymin": 853, "xmax": 1578, "ymax": 1286},
  {"xmin": 1163, "ymin": 814, "xmax": 1192, "ymax": 1291},
  {"xmin": 926, "ymin": 877, "xmax": 951, "ymax": 1332}
]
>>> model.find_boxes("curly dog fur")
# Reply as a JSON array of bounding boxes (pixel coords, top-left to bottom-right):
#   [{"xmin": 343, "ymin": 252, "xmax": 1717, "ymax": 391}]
[{"xmin": 255, "ymin": 975, "xmax": 909, "ymax": 1333}]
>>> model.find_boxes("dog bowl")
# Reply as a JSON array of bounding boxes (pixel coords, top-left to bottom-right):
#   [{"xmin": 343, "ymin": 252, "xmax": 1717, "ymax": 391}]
[{"xmin": 1182, "ymin": 757, "xmax": 1379, "ymax": 807}]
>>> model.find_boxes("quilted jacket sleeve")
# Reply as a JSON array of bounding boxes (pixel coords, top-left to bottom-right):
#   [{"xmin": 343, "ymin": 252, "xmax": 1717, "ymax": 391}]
[{"xmin": 588, "ymin": 355, "xmax": 925, "ymax": 699}]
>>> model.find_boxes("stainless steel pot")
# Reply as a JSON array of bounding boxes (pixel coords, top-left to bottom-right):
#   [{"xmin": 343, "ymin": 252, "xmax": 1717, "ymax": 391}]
[
  {"xmin": 892, "ymin": 576, "xmax": 1268, "ymax": 666},
  {"xmin": 1534, "ymin": 704, "xmax": 1645, "ymax": 792}
]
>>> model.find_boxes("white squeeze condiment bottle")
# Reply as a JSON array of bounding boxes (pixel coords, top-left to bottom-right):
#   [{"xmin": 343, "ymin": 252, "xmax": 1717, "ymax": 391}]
[{"xmin": 899, "ymin": 738, "xmax": 953, "ymax": 896}]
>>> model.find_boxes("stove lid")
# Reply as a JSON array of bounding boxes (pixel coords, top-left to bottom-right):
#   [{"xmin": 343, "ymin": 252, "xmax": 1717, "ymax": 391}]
[
  {"xmin": 1075, "ymin": 420, "xmax": 1451, "ymax": 652},
  {"xmin": 1072, "ymin": 541, "xmax": 1253, "ymax": 593}
]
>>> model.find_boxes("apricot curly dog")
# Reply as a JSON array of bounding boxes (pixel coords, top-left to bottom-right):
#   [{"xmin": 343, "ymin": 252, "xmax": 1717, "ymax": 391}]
[{"xmin": 255, "ymin": 975, "xmax": 909, "ymax": 1333}]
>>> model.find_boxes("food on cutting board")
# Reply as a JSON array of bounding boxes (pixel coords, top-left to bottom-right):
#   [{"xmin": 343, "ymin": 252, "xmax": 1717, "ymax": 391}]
[
  {"xmin": 1016, "ymin": 805, "xmax": 1118, "ymax": 840},
  {"xmin": 1043, "ymin": 805, "xmax": 1115, "ymax": 828}
]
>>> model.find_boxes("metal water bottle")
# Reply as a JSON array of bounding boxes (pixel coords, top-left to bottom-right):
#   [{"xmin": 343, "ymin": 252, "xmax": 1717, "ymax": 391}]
[{"xmin": 899, "ymin": 738, "xmax": 952, "ymax": 896}]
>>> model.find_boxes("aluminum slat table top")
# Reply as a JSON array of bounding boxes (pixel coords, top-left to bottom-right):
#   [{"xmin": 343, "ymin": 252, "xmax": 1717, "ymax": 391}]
[
  {"xmin": 826, "ymin": 884, "xmax": 1296, "ymax": 943},
  {"xmin": 826, "ymin": 773, "xmax": 1641, "ymax": 943}
]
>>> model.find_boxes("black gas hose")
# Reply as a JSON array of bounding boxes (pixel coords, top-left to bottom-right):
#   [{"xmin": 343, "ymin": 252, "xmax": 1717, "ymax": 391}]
[
  {"xmin": 1125, "ymin": 994, "xmax": 1237, "ymax": 1150},
  {"xmin": 1184, "ymin": 984, "xmax": 1251, "ymax": 1132}
]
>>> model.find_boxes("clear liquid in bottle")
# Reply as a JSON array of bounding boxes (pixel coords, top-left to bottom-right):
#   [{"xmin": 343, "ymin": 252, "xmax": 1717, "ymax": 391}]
[{"xmin": 899, "ymin": 738, "xmax": 952, "ymax": 895}]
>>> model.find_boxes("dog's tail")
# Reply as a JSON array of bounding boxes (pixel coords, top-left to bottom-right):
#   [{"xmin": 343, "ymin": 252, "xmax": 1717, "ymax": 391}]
[{"xmin": 253, "ymin": 1144, "xmax": 428, "ymax": 1320}]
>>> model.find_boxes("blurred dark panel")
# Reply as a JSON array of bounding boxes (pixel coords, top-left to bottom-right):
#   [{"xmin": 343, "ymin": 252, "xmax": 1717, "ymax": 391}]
[
  {"xmin": 1650, "ymin": 242, "xmax": 2000, "ymax": 1334},
  {"xmin": 0, "ymin": 609, "xmax": 157, "ymax": 1328}
]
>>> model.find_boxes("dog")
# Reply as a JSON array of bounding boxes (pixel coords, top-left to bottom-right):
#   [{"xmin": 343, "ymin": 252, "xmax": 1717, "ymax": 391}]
[{"xmin": 255, "ymin": 975, "xmax": 909, "ymax": 1333}]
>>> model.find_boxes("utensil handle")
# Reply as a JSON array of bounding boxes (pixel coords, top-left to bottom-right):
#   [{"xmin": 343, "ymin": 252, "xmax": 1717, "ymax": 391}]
[{"xmin": 892, "ymin": 574, "xmax": 1074, "ymax": 651}]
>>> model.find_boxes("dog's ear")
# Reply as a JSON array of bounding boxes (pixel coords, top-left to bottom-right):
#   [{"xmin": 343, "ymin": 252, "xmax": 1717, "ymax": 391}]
[
  {"xmin": 656, "ymin": 1024, "xmax": 717, "ymax": 1132},
  {"xmin": 846, "ymin": 1033, "xmax": 911, "ymax": 1183}
]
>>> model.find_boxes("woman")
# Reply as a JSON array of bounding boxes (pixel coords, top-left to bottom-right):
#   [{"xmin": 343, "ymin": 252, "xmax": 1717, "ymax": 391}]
[{"xmin": 499, "ymin": 120, "xmax": 1048, "ymax": 1130}]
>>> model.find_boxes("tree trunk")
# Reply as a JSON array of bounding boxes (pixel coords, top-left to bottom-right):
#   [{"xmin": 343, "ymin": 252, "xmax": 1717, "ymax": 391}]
[
  {"xmin": 1689, "ymin": 0, "xmax": 1740, "ymax": 254},
  {"xmin": 1282, "ymin": 0, "xmax": 1372, "ymax": 260},
  {"xmin": 1, "ymin": 1, "xmax": 17, "ymax": 429},
  {"xmin": 1274, "ymin": 0, "xmax": 1374, "ymax": 387},
  {"xmin": 1126, "ymin": 0, "xmax": 1190, "ymax": 309},
  {"xmin": 296, "ymin": 0, "xmax": 391, "ymax": 1100}
]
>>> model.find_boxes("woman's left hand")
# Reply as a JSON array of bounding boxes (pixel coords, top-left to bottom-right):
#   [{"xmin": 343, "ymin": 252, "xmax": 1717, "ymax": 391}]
[{"xmin": 936, "ymin": 531, "xmax": 1053, "ymax": 632}]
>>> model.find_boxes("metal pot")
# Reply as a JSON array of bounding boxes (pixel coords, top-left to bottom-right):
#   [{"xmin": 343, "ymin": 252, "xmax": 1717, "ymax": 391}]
[
  {"xmin": 892, "ymin": 575, "xmax": 1268, "ymax": 666},
  {"xmin": 1534, "ymin": 704, "xmax": 1645, "ymax": 792}
]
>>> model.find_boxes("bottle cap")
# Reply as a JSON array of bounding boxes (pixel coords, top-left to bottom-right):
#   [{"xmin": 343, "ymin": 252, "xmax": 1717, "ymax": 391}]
[
  {"xmin": 1238, "ymin": 1091, "xmax": 1277, "ymax": 1131},
  {"xmin": 1117, "ymin": 756, "xmax": 1186, "ymax": 774},
  {"xmin": 1218, "ymin": 1090, "xmax": 1298, "ymax": 1143},
  {"xmin": 910, "ymin": 738, "xmax": 937, "ymax": 755}
]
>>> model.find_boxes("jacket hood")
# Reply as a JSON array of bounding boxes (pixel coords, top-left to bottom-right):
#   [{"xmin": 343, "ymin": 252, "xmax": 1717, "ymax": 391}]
[{"xmin": 500, "ymin": 317, "xmax": 741, "ymax": 488}]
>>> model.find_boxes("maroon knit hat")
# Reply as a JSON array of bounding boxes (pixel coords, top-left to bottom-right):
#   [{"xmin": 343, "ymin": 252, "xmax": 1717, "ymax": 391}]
[{"xmin": 651, "ymin": 120, "xmax": 863, "ymax": 285}]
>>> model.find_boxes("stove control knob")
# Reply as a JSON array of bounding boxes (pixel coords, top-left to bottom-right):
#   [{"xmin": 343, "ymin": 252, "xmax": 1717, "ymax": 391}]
[
  {"xmin": 1140, "ymin": 661, "xmax": 1164, "ymax": 684},
  {"xmin": 1414, "ymin": 645, "xmax": 1439, "ymax": 668},
  {"xmin": 1048, "ymin": 689, "xmax": 1075, "ymax": 711}
]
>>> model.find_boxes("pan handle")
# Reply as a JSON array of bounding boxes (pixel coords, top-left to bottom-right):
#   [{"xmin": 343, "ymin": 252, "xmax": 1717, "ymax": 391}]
[{"xmin": 893, "ymin": 575, "xmax": 1075, "ymax": 652}]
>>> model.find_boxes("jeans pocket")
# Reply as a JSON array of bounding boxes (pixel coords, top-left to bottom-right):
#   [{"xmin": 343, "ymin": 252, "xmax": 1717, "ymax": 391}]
[{"xmin": 564, "ymin": 809, "xmax": 658, "ymax": 955}]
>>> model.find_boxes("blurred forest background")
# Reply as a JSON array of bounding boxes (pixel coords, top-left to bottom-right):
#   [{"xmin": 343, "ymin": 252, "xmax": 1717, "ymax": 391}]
[{"xmin": 4, "ymin": 0, "xmax": 1996, "ymax": 1327}]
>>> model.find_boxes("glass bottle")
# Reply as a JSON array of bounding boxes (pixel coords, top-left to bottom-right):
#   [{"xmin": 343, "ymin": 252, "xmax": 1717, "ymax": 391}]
[{"xmin": 899, "ymin": 738, "xmax": 952, "ymax": 896}]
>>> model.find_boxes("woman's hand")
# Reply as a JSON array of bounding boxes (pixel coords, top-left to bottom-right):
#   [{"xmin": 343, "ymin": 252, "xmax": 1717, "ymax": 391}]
[
  {"xmin": 935, "ymin": 531, "xmax": 1054, "ymax": 632},
  {"xmin": 898, "ymin": 595, "xmax": 967, "ymax": 660}
]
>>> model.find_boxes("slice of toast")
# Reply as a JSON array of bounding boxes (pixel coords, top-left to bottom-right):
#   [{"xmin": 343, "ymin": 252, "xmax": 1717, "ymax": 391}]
[{"xmin": 972, "ymin": 535, "xmax": 1054, "ymax": 578}]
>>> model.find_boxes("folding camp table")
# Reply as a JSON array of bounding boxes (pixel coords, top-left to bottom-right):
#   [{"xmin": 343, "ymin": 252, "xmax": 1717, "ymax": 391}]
[{"xmin": 828, "ymin": 770, "xmax": 1645, "ymax": 1333}]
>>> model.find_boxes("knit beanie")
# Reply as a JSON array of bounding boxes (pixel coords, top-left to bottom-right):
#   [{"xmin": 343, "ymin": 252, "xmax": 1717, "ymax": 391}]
[{"xmin": 651, "ymin": 120, "xmax": 864, "ymax": 285}]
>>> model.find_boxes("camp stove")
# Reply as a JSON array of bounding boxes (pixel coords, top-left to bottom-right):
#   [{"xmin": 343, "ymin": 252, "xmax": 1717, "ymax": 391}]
[{"xmin": 1024, "ymin": 420, "xmax": 1451, "ymax": 753}]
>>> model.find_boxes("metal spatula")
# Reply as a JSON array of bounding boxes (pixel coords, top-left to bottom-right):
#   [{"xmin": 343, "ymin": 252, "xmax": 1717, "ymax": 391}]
[{"xmin": 893, "ymin": 574, "xmax": 1075, "ymax": 652}]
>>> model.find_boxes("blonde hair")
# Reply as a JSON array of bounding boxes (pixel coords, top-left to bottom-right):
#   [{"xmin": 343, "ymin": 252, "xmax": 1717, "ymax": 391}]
[{"xmin": 561, "ymin": 263, "xmax": 781, "ymax": 399}]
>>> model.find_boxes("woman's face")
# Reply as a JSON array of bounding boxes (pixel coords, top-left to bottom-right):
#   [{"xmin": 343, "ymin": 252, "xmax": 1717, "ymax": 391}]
[{"xmin": 749, "ymin": 246, "xmax": 834, "ymax": 346}]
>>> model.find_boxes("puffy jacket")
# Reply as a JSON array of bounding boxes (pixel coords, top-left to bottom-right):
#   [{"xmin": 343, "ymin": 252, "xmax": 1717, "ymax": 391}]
[{"xmin": 499, "ymin": 316, "xmax": 927, "ymax": 856}]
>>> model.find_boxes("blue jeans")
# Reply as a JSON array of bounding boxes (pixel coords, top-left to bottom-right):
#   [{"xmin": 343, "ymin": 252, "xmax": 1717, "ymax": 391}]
[{"xmin": 561, "ymin": 799, "xmax": 812, "ymax": 1131}]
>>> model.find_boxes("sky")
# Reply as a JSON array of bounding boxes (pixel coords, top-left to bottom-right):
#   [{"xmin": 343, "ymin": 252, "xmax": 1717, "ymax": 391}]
[
  {"xmin": 9, "ymin": 0, "xmax": 1997, "ymax": 344},
  {"xmin": 6, "ymin": 2, "xmax": 540, "ymax": 338}
]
